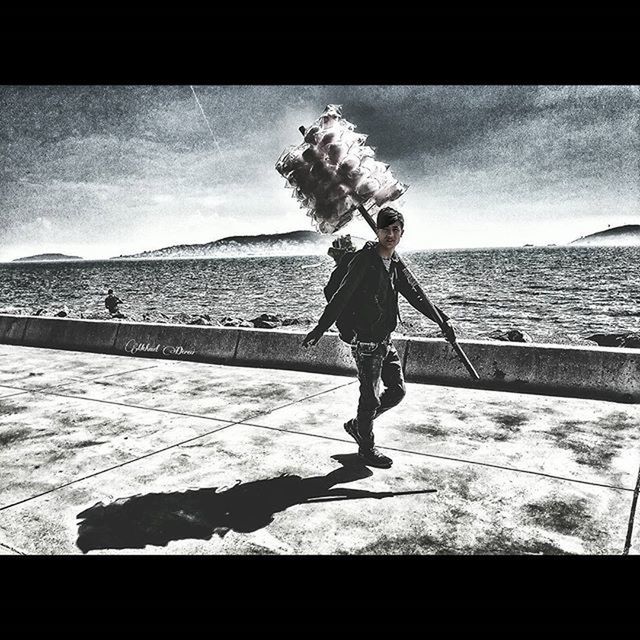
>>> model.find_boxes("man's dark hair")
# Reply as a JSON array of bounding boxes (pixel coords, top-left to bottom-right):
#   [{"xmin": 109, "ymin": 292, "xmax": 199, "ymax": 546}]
[
  {"xmin": 107, "ymin": 289, "xmax": 113, "ymax": 294},
  {"xmin": 376, "ymin": 207, "xmax": 404, "ymax": 229}
]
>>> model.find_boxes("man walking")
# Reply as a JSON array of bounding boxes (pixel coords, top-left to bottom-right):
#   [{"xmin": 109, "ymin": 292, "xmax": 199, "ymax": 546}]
[{"xmin": 302, "ymin": 207, "xmax": 455, "ymax": 468}]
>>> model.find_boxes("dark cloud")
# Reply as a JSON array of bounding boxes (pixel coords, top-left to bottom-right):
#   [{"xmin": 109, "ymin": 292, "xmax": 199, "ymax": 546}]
[
  {"xmin": 331, "ymin": 86, "xmax": 543, "ymax": 159},
  {"xmin": 1, "ymin": 86, "xmax": 148, "ymax": 142},
  {"xmin": 0, "ymin": 85, "xmax": 637, "ymax": 259}
]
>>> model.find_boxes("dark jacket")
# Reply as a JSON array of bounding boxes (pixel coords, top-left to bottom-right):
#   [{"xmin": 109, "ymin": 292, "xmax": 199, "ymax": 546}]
[
  {"xmin": 316, "ymin": 241, "xmax": 448, "ymax": 342},
  {"xmin": 105, "ymin": 294, "xmax": 122, "ymax": 313}
]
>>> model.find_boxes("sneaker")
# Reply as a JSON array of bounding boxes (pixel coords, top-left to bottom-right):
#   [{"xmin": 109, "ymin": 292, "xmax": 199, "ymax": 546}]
[
  {"xmin": 358, "ymin": 446, "xmax": 393, "ymax": 469},
  {"xmin": 344, "ymin": 419, "xmax": 362, "ymax": 445}
]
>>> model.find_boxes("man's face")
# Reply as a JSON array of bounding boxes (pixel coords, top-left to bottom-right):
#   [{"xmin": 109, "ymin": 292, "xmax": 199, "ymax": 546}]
[{"xmin": 376, "ymin": 222, "xmax": 404, "ymax": 251}]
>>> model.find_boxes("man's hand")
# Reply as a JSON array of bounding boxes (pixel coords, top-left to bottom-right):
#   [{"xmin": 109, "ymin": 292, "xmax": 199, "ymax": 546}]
[
  {"xmin": 302, "ymin": 326, "xmax": 323, "ymax": 348},
  {"xmin": 441, "ymin": 320, "xmax": 457, "ymax": 344}
]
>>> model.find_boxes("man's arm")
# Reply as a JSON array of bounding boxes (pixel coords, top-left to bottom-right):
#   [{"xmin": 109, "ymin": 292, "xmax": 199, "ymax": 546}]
[
  {"xmin": 396, "ymin": 266, "xmax": 457, "ymax": 343},
  {"xmin": 302, "ymin": 250, "xmax": 368, "ymax": 347},
  {"xmin": 396, "ymin": 267, "xmax": 448, "ymax": 323}
]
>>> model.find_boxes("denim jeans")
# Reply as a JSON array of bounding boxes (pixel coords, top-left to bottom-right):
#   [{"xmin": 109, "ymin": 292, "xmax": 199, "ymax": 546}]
[{"xmin": 351, "ymin": 339, "xmax": 406, "ymax": 447}]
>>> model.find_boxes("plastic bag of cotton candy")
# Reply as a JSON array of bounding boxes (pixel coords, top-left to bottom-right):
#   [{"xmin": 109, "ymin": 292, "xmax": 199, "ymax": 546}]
[{"xmin": 275, "ymin": 104, "xmax": 408, "ymax": 234}]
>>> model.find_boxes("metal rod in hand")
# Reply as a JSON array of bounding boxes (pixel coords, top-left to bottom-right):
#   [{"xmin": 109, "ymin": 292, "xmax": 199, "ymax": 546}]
[{"xmin": 356, "ymin": 204, "xmax": 480, "ymax": 380}]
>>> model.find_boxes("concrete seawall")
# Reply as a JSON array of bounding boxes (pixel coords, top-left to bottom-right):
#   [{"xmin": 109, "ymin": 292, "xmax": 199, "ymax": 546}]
[{"xmin": 1, "ymin": 314, "xmax": 638, "ymax": 403}]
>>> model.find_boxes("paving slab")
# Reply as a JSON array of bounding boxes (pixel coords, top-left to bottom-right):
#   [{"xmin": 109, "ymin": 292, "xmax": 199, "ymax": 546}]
[
  {"xmin": 0, "ymin": 388, "xmax": 30, "ymax": 400},
  {"xmin": 0, "ymin": 424, "xmax": 631, "ymax": 555},
  {"xmin": 0, "ymin": 392, "xmax": 234, "ymax": 509},
  {"xmin": 53, "ymin": 359, "xmax": 354, "ymax": 422},
  {"xmin": 0, "ymin": 344, "xmax": 637, "ymax": 556},
  {"xmin": 248, "ymin": 382, "xmax": 640, "ymax": 491},
  {"xmin": 0, "ymin": 345, "xmax": 160, "ymax": 391},
  {"xmin": 0, "ymin": 543, "xmax": 22, "ymax": 555}
]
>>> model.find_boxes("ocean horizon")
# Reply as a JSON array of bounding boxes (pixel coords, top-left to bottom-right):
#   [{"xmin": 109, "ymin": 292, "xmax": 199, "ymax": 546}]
[
  {"xmin": 3, "ymin": 242, "xmax": 628, "ymax": 264},
  {"xmin": 1, "ymin": 245, "xmax": 639, "ymax": 347}
]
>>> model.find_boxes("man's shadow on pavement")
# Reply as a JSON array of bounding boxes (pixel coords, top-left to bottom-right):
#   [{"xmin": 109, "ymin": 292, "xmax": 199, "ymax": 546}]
[{"xmin": 77, "ymin": 454, "xmax": 394, "ymax": 553}]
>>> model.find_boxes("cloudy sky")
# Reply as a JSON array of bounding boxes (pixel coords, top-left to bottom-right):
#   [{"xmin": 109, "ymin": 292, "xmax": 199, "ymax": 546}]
[{"xmin": 0, "ymin": 85, "xmax": 637, "ymax": 261}]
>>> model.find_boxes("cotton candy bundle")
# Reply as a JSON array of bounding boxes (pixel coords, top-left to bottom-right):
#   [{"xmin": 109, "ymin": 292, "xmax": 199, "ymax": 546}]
[{"xmin": 275, "ymin": 104, "xmax": 408, "ymax": 234}]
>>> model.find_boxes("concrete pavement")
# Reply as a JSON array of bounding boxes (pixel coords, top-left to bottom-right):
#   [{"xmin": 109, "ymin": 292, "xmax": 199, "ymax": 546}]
[{"xmin": 0, "ymin": 343, "xmax": 638, "ymax": 555}]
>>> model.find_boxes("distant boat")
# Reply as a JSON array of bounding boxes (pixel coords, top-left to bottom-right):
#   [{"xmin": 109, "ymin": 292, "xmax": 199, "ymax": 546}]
[{"xmin": 523, "ymin": 244, "xmax": 534, "ymax": 247}]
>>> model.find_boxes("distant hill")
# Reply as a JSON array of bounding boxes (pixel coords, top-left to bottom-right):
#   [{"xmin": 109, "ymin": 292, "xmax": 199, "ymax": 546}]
[
  {"xmin": 570, "ymin": 224, "xmax": 640, "ymax": 246},
  {"xmin": 111, "ymin": 230, "xmax": 369, "ymax": 260},
  {"xmin": 13, "ymin": 253, "xmax": 84, "ymax": 262}
]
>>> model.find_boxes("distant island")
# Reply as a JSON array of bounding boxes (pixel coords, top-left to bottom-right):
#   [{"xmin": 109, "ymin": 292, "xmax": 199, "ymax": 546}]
[
  {"xmin": 570, "ymin": 224, "xmax": 640, "ymax": 247},
  {"xmin": 13, "ymin": 253, "xmax": 84, "ymax": 262},
  {"xmin": 111, "ymin": 230, "xmax": 368, "ymax": 260}
]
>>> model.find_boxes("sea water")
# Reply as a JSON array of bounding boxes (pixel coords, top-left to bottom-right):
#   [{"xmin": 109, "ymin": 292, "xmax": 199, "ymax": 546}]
[{"xmin": 1, "ymin": 246, "xmax": 638, "ymax": 345}]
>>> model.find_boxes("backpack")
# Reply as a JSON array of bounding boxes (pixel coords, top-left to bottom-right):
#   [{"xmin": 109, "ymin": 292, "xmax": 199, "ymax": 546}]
[{"xmin": 323, "ymin": 250, "xmax": 360, "ymax": 343}]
